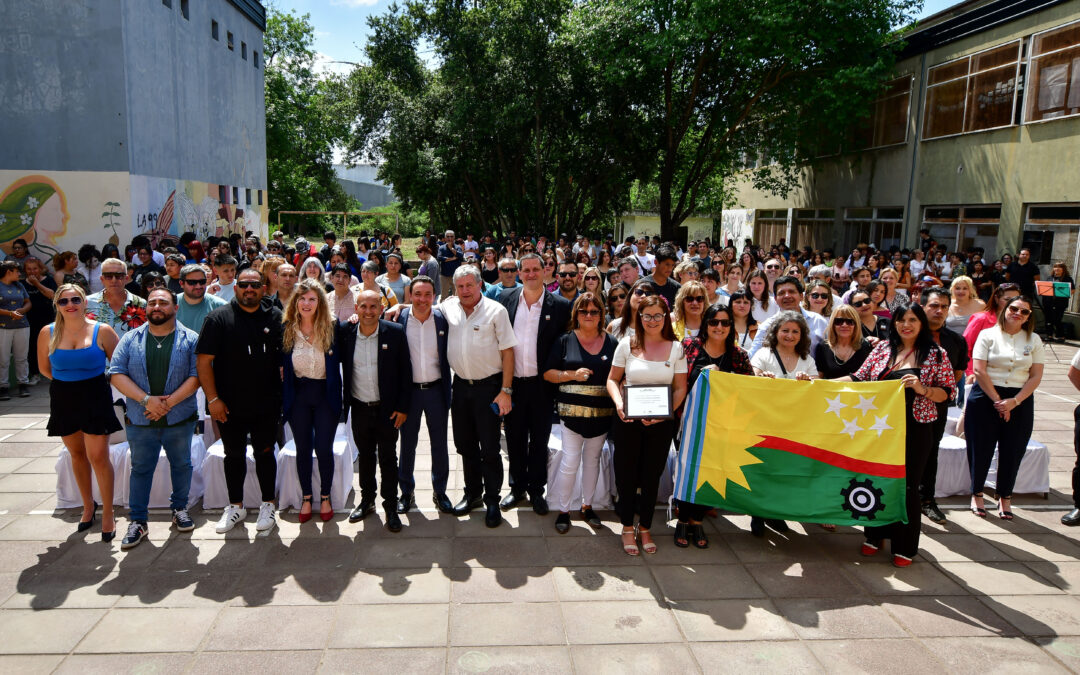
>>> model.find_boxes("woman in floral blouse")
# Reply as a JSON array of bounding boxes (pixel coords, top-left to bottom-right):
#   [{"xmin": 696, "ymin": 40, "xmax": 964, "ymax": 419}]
[{"xmin": 843, "ymin": 303, "xmax": 955, "ymax": 568}]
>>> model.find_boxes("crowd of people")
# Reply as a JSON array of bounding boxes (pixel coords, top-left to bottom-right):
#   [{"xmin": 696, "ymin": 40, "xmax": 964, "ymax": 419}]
[{"xmin": 18, "ymin": 225, "xmax": 1080, "ymax": 566}]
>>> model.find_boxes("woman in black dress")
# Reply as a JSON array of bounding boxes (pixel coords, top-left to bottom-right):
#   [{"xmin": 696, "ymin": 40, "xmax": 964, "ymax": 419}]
[{"xmin": 814, "ymin": 304, "xmax": 872, "ymax": 379}]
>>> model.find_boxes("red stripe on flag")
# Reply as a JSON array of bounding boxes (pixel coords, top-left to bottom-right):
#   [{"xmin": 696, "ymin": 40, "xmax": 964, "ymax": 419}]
[{"xmin": 753, "ymin": 435, "xmax": 905, "ymax": 479}]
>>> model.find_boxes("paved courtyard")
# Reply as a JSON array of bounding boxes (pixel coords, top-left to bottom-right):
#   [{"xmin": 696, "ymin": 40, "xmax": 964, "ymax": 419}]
[{"xmin": 0, "ymin": 345, "xmax": 1078, "ymax": 673}]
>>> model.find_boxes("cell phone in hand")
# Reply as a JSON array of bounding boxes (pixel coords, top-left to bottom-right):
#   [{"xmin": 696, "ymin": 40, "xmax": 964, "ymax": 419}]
[{"xmin": 490, "ymin": 401, "xmax": 515, "ymax": 417}]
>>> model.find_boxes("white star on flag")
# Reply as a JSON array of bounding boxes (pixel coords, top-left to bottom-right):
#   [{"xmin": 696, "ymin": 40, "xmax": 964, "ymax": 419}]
[
  {"xmin": 824, "ymin": 394, "xmax": 847, "ymax": 417},
  {"xmin": 841, "ymin": 417, "xmax": 863, "ymax": 439},
  {"xmin": 869, "ymin": 415, "xmax": 893, "ymax": 437},
  {"xmin": 854, "ymin": 395, "xmax": 877, "ymax": 414}
]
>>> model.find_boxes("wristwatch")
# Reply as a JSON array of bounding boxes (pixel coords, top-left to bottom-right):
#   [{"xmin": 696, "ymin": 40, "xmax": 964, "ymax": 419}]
[
  {"xmin": 501, "ymin": 387, "xmax": 513, "ymax": 396},
  {"xmin": 140, "ymin": 394, "xmax": 151, "ymax": 407}
]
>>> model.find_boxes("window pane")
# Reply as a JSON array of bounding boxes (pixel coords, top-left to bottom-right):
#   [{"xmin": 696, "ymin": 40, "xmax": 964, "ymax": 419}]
[
  {"xmin": 877, "ymin": 207, "xmax": 904, "ymax": 220},
  {"xmin": 929, "ymin": 58, "xmax": 969, "ymax": 85},
  {"xmin": 961, "ymin": 223, "xmax": 999, "ymax": 255},
  {"xmin": 924, "ymin": 79, "xmax": 966, "ymax": 138},
  {"xmin": 962, "ymin": 206, "xmax": 1001, "ymax": 220},
  {"xmin": 846, "ymin": 208, "xmax": 873, "ymax": 219},
  {"xmin": 972, "ymin": 42, "xmax": 1019, "ymax": 73},
  {"xmin": 928, "ymin": 223, "xmax": 959, "ymax": 251},
  {"xmin": 875, "ymin": 92, "xmax": 910, "ymax": 146},
  {"xmin": 1033, "ymin": 21, "xmax": 1080, "ymax": 56},
  {"xmin": 1028, "ymin": 47, "xmax": 1080, "ymax": 121},
  {"xmin": 877, "ymin": 222, "xmax": 902, "ymax": 252},
  {"xmin": 966, "ymin": 65, "xmax": 1016, "ymax": 131},
  {"xmin": 1028, "ymin": 205, "xmax": 1080, "ymax": 221}
]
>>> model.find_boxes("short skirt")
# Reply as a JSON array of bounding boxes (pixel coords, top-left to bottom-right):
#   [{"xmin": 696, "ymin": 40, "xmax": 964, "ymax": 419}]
[{"xmin": 47, "ymin": 374, "xmax": 123, "ymax": 437}]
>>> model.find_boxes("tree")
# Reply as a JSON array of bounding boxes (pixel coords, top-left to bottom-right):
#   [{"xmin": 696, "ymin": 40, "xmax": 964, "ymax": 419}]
[
  {"xmin": 264, "ymin": 8, "xmax": 358, "ymax": 233},
  {"xmin": 572, "ymin": 0, "xmax": 920, "ymax": 241}
]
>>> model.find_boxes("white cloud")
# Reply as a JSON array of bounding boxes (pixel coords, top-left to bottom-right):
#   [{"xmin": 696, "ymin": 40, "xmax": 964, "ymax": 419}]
[{"xmin": 313, "ymin": 51, "xmax": 357, "ymax": 77}]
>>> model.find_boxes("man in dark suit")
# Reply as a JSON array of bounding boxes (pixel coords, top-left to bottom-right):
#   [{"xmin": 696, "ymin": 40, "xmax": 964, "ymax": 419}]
[
  {"xmin": 339, "ymin": 289, "xmax": 412, "ymax": 532},
  {"xmin": 395, "ymin": 276, "xmax": 454, "ymax": 514},
  {"xmin": 497, "ymin": 253, "xmax": 572, "ymax": 514}
]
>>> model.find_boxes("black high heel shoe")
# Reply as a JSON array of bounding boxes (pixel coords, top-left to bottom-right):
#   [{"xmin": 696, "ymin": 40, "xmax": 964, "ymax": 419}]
[
  {"xmin": 101, "ymin": 528, "xmax": 116, "ymax": 543},
  {"xmin": 77, "ymin": 501, "xmax": 98, "ymax": 533}
]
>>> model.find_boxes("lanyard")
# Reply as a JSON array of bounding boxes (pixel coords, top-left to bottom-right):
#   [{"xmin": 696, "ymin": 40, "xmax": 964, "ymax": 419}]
[{"xmin": 880, "ymin": 348, "xmax": 914, "ymax": 379}]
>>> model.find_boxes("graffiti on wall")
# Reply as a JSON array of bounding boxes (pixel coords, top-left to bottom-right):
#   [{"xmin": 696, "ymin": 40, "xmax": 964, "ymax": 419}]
[
  {"xmin": 0, "ymin": 173, "xmax": 77, "ymax": 261},
  {"xmin": 720, "ymin": 209, "xmax": 755, "ymax": 248},
  {"xmin": 130, "ymin": 176, "xmax": 266, "ymax": 245}
]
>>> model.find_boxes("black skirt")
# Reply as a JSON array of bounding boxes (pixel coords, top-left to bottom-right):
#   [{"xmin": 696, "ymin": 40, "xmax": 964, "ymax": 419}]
[{"xmin": 47, "ymin": 374, "xmax": 123, "ymax": 437}]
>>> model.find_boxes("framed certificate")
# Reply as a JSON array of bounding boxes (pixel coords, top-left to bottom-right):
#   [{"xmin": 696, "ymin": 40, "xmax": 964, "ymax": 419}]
[{"xmin": 623, "ymin": 384, "xmax": 673, "ymax": 420}]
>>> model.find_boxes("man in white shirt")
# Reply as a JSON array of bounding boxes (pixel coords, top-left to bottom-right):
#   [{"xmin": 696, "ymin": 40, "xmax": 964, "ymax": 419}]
[
  {"xmin": 748, "ymin": 276, "xmax": 828, "ymax": 358},
  {"xmin": 1065, "ymin": 351, "xmax": 1080, "ymax": 526},
  {"xmin": 442, "ymin": 266, "xmax": 518, "ymax": 527},
  {"xmin": 633, "ymin": 237, "xmax": 655, "ymax": 275}
]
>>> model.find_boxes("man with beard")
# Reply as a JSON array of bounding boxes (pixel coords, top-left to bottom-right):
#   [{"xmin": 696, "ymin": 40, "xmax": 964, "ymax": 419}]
[
  {"xmin": 175, "ymin": 264, "xmax": 226, "ymax": 334},
  {"xmin": 109, "ymin": 288, "xmax": 201, "ymax": 549},
  {"xmin": 197, "ymin": 268, "xmax": 285, "ymax": 534}
]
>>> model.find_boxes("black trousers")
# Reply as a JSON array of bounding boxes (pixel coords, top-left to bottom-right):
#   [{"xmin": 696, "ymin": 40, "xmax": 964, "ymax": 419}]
[
  {"xmin": 676, "ymin": 500, "xmax": 708, "ymax": 522},
  {"xmin": 612, "ymin": 417, "xmax": 675, "ymax": 530},
  {"xmin": 1073, "ymin": 404, "xmax": 1080, "ymax": 509},
  {"xmin": 966, "ymin": 384, "xmax": 1034, "ymax": 498},
  {"xmin": 504, "ymin": 376, "xmax": 553, "ymax": 497},
  {"xmin": 350, "ymin": 402, "xmax": 400, "ymax": 512},
  {"xmin": 1044, "ymin": 297, "xmax": 1069, "ymax": 338},
  {"xmin": 866, "ymin": 414, "xmax": 933, "ymax": 558},
  {"xmin": 919, "ymin": 405, "xmax": 949, "ymax": 503},
  {"xmin": 451, "ymin": 377, "xmax": 504, "ymax": 506},
  {"xmin": 219, "ymin": 413, "xmax": 280, "ymax": 504}
]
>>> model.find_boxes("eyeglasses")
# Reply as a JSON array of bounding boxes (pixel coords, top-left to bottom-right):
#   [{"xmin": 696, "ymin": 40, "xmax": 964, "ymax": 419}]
[
  {"xmin": 685, "ymin": 296, "xmax": 705, "ymax": 303},
  {"xmin": 1007, "ymin": 306, "xmax": 1031, "ymax": 316},
  {"xmin": 850, "ymin": 299, "xmax": 870, "ymax": 308},
  {"xmin": 101, "ymin": 272, "xmax": 126, "ymax": 280},
  {"xmin": 544, "ymin": 262, "xmax": 555, "ymax": 267},
  {"xmin": 578, "ymin": 309, "xmax": 601, "ymax": 317},
  {"xmin": 765, "ymin": 264, "xmax": 781, "ymax": 270},
  {"xmin": 608, "ymin": 293, "xmax": 626, "ymax": 302},
  {"xmin": 56, "ymin": 297, "xmax": 83, "ymax": 306},
  {"xmin": 809, "ymin": 293, "xmax": 829, "ymax": 300},
  {"xmin": 640, "ymin": 313, "xmax": 666, "ymax": 323},
  {"xmin": 558, "ymin": 271, "xmax": 578, "ymax": 278},
  {"xmin": 146, "ymin": 281, "xmax": 165, "ymax": 289},
  {"xmin": 499, "ymin": 267, "xmax": 517, "ymax": 273},
  {"xmin": 584, "ymin": 276, "xmax": 600, "ymax": 282},
  {"xmin": 632, "ymin": 288, "xmax": 655, "ymax": 297},
  {"xmin": 706, "ymin": 318, "xmax": 733, "ymax": 327},
  {"xmin": 236, "ymin": 281, "xmax": 263, "ymax": 289},
  {"xmin": 833, "ymin": 317, "xmax": 856, "ymax": 326}
]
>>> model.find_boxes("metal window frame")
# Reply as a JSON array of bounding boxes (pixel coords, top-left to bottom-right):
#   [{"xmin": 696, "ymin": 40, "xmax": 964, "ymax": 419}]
[
  {"xmin": 922, "ymin": 39, "xmax": 1023, "ymax": 141},
  {"xmin": 862, "ymin": 75, "xmax": 915, "ymax": 150},
  {"xmin": 920, "ymin": 204, "xmax": 1002, "ymax": 253},
  {"xmin": 1022, "ymin": 18, "xmax": 1080, "ymax": 125}
]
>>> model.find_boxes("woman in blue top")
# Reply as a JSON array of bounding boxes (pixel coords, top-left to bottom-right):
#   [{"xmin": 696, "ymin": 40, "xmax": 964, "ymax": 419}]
[{"xmin": 37, "ymin": 284, "xmax": 122, "ymax": 541}]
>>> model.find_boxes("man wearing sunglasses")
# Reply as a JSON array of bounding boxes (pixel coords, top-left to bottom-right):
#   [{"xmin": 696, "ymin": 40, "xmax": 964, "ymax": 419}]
[
  {"xmin": 747, "ymin": 276, "xmax": 828, "ymax": 359},
  {"xmin": 87, "ymin": 258, "xmax": 147, "ymax": 337},
  {"xmin": 175, "ymin": 264, "xmax": 227, "ymax": 334},
  {"xmin": 554, "ymin": 261, "xmax": 581, "ymax": 304},
  {"xmin": 197, "ymin": 268, "xmax": 285, "ymax": 534},
  {"xmin": 484, "ymin": 258, "xmax": 522, "ymax": 299}
]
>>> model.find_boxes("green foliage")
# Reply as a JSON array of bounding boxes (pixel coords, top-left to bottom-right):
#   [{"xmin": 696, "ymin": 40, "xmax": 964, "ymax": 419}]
[{"xmin": 264, "ymin": 8, "xmax": 359, "ymax": 230}]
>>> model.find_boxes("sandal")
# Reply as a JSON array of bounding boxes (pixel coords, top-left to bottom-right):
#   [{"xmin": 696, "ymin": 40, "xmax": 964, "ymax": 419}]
[
  {"xmin": 689, "ymin": 522, "xmax": 709, "ymax": 549},
  {"xmin": 674, "ymin": 521, "xmax": 690, "ymax": 548},
  {"xmin": 971, "ymin": 493, "xmax": 987, "ymax": 518},
  {"xmin": 639, "ymin": 528, "xmax": 657, "ymax": 554},
  {"xmin": 998, "ymin": 497, "xmax": 1013, "ymax": 521},
  {"xmin": 298, "ymin": 496, "xmax": 313, "ymax": 524},
  {"xmin": 320, "ymin": 495, "xmax": 334, "ymax": 522},
  {"xmin": 621, "ymin": 527, "xmax": 639, "ymax": 556}
]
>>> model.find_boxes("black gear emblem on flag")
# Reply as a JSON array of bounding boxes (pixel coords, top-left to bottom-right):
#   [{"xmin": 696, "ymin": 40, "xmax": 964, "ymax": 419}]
[{"xmin": 840, "ymin": 478, "xmax": 886, "ymax": 520}]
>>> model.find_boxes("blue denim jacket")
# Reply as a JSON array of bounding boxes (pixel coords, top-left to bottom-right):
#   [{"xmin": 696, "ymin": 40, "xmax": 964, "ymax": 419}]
[{"xmin": 107, "ymin": 322, "xmax": 200, "ymax": 426}]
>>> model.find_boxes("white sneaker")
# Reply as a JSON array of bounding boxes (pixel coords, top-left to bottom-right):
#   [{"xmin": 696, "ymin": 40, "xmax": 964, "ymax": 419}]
[
  {"xmin": 215, "ymin": 504, "xmax": 247, "ymax": 533},
  {"xmin": 256, "ymin": 501, "xmax": 277, "ymax": 532}
]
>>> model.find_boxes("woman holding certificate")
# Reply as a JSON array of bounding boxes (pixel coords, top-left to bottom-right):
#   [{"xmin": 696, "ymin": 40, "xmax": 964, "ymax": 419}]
[{"xmin": 607, "ymin": 295, "xmax": 688, "ymax": 556}]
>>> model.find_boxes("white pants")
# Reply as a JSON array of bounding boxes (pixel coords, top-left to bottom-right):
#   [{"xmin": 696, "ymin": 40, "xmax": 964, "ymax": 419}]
[
  {"xmin": 0, "ymin": 327, "xmax": 30, "ymax": 386},
  {"xmin": 553, "ymin": 422, "xmax": 607, "ymax": 513}
]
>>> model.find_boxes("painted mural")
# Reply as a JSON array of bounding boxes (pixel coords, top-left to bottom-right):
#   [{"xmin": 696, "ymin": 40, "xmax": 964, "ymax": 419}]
[
  {"xmin": 0, "ymin": 171, "xmax": 267, "ymax": 258},
  {"xmin": 720, "ymin": 209, "xmax": 755, "ymax": 248}
]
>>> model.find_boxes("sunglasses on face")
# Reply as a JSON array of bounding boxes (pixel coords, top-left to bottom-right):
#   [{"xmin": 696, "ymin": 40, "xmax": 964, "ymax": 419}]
[
  {"xmin": 57, "ymin": 296, "xmax": 83, "ymax": 307},
  {"xmin": 809, "ymin": 293, "xmax": 829, "ymax": 300},
  {"xmin": 765, "ymin": 264, "xmax": 781, "ymax": 270},
  {"xmin": 685, "ymin": 296, "xmax": 705, "ymax": 303},
  {"xmin": 850, "ymin": 299, "xmax": 870, "ymax": 308},
  {"xmin": 101, "ymin": 272, "xmax": 126, "ymax": 280},
  {"xmin": 608, "ymin": 293, "xmax": 626, "ymax": 302},
  {"xmin": 1008, "ymin": 307, "xmax": 1031, "ymax": 316},
  {"xmin": 146, "ymin": 281, "xmax": 165, "ymax": 289},
  {"xmin": 544, "ymin": 262, "xmax": 555, "ymax": 268},
  {"xmin": 706, "ymin": 318, "xmax": 733, "ymax": 327},
  {"xmin": 584, "ymin": 276, "xmax": 600, "ymax": 282},
  {"xmin": 236, "ymin": 281, "xmax": 263, "ymax": 289},
  {"xmin": 632, "ymin": 288, "xmax": 655, "ymax": 297},
  {"xmin": 558, "ymin": 271, "xmax": 578, "ymax": 278},
  {"xmin": 833, "ymin": 317, "xmax": 856, "ymax": 327},
  {"xmin": 578, "ymin": 309, "xmax": 601, "ymax": 317}
]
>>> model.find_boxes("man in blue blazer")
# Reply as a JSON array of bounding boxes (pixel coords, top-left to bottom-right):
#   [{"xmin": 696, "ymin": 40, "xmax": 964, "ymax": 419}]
[
  {"xmin": 395, "ymin": 276, "xmax": 455, "ymax": 514},
  {"xmin": 496, "ymin": 253, "xmax": 572, "ymax": 514},
  {"xmin": 338, "ymin": 289, "xmax": 412, "ymax": 532}
]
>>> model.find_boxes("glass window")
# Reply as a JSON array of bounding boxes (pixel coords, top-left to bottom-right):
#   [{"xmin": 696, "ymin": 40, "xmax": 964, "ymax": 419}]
[
  {"xmin": 1027, "ymin": 20, "xmax": 1080, "ymax": 123},
  {"xmin": 211, "ymin": 20, "xmax": 219, "ymax": 40},
  {"xmin": 921, "ymin": 205, "xmax": 1001, "ymax": 256},
  {"xmin": 855, "ymin": 76, "xmax": 912, "ymax": 149},
  {"xmin": 924, "ymin": 41, "xmax": 1021, "ymax": 139},
  {"xmin": 754, "ymin": 211, "xmax": 788, "ymax": 249},
  {"xmin": 842, "ymin": 208, "xmax": 903, "ymax": 253}
]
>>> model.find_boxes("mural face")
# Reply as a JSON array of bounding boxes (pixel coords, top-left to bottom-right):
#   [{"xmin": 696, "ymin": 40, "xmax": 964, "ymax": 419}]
[{"xmin": 0, "ymin": 171, "xmax": 267, "ymax": 257}]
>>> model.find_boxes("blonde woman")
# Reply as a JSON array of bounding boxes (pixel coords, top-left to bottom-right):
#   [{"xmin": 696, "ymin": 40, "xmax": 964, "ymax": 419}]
[
  {"xmin": 878, "ymin": 268, "xmax": 905, "ymax": 313},
  {"xmin": 672, "ymin": 280, "xmax": 708, "ymax": 340},
  {"xmin": 281, "ymin": 279, "xmax": 342, "ymax": 523},
  {"xmin": 814, "ymin": 304, "xmax": 871, "ymax": 379},
  {"xmin": 946, "ymin": 275, "xmax": 986, "ymax": 334},
  {"xmin": 673, "ymin": 260, "xmax": 700, "ymax": 285},
  {"xmin": 802, "ymin": 280, "xmax": 835, "ymax": 317},
  {"xmin": 38, "ymin": 284, "xmax": 121, "ymax": 541}
]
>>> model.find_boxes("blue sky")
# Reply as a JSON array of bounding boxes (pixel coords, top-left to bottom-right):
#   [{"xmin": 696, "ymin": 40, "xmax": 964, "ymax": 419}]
[{"xmin": 272, "ymin": 0, "xmax": 962, "ymax": 76}]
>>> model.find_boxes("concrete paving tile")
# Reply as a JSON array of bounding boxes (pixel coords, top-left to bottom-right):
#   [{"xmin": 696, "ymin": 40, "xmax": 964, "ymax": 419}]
[
  {"xmin": 1036, "ymin": 637, "xmax": 1080, "ymax": 673},
  {"xmin": 725, "ymin": 531, "xmax": 832, "ymax": 564},
  {"xmin": 691, "ymin": 641, "xmax": 824, "ymax": 673},
  {"xmin": 262, "ymin": 535, "xmax": 360, "ymax": 571},
  {"xmin": 227, "ymin": 569, "xmax": 354, "ymax": 606},
  {"xmin": 116, "ymin": 571, "xmax": 240, "ymax": 607},
  {"xmin": 0, "ymin": 655, "xmax": 65, "ymax": 673},
  {"xmin": 451, "ymin": 536, "xmax": 551, "ymax": 568},
  {"xmin": 13, "ymin": 456, "xmax": 61, "ymax": 474},
  {"xmin": 936, "ymin": 562, "xmax": 1066, "ymax": 595},
  {"xmin": 561, "ymin": 600, "xmax": 681, "ymax": 644},
  {"xmin": 0, "ymin": 416, "xmax": 47, "ymax": 430},
  {"xmin": 880, "ymin": 596, "xmax": 1020, "ymax": 637},
  {"xmin": 0, "ymin": 514, "xmax": 97, "ymax": 540},
  {"xmin": 54, "ymin": 536, "xmax": 163, "ymax": 569},
  {"xmin": 979, "ymin": 594, "xmax": 1080, "ymax": 637},
  {"xmin": 3, "ymin": 570, "xmax": 129, "ymax": 610},
  {"xmin": 76, "ymin": 607, "xmax": 219, "ymax": 653},
  {"xmin": 983, "ymin": 533, "xmax": 1080, "ymax": 562},
  {"xmin": 1025, "ymin": 561, "xmax": 1080, "ymax": 593},
  {"xmin": 569, "ymin": 643, "xmax": 699, "ymax": 674},
  {"xmin": 0, "ymin": 540, "xmax": 71, "ymax": 572},
  {"xmin": 0, "ymin": 457, "xmax": 29, "ymax": 473},
  {"xmin": 805, "ymin": 638, "xmax": 944, "ymax": 673},
  {"xmin": 449, "ymin": 566, "xmax": 556, "ymax": 603},
  {"xmin": 0, "ymin": 441, "xmax": 63, "ymax": 458},
  {"xmin": 331, "ymin": 604, "xmax": 448, "ymax": 648},
  {"xmin": 774, "ymin": 597, "xmax": 907, "ymax": 640},
  {"xmin": 0, "ymin": 491, "xmax": 56, "ymax": 514},
  {"xmin": 546, "ymin": 535, "xmax": 646, "ymax": 567},
  {"xmin": 55, "ymin": 653, "xmax": 192, "ymax": 675},
  {"xmin": 355, "ymin": 536, "xmax": 453, "ymax": 569},
  {"xmin": 188, "ymin": 649, "xmax": 323, "ymax": 673},
  {"xmin": 0, "ymin": 608, "xmax": 105, "ymax": 653},
  {"xmin": 453, "ymin": 509, "xmax": 545, "ymax": 537},
  {"xmin": 341, "ymin": 567, "xmax": 451, "ymax": 604},
  {"xmin": 844, "ymin": 559, "xmax": 967, "ymax": 596},
  {"xmin": 552, "ymin": 566, "xmax": 660, "ymax": 602},
  {"xmin": 5, "ymin": 428, "xmax": 54, "ymax": 443},
  {"xmin": 918, "ymin": 533, "xmax": 1016, "ymax": 562},
  {"xmin": 921, "ymin": 636, "xmax": 1070, "ymax": 673},
  {"xmin": 949, "ymin": 509, "xmax": 1044, "ymax": 535},
  {"xmin": 670, "ymin": 599, "xmax": 797, "ymax": 642},
  {"xmin": 649, "ymin": 564, "xmax": 766, "ymax": 600},
  {"xmin": 0, "ymin": 471, "xmax": 59, "ymax": 492},
  {"xmin": 747, "ymin": 561, "xmax": 866, "ymax": 598},
  {"xmin": 320, "ymin": 648, "xmax": 447, "ymax": 674},
  {"xmin": 449, "ymin": 646, "xmax": 571, "ymax": 674},
  {"xmin": 449, "ymin": 603, "xmax": 565, "ymax": 646},
  {"xmin": 203, "ymin": 606, "xmax": 333, "ymax": 650}
]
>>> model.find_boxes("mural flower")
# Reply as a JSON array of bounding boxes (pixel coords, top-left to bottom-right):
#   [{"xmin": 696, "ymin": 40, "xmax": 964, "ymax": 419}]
[
  {"xmin": 20, "ymin": 214, "xmax": 31, "ymax": 226},
  {"xmin": 26, "ymin": 196, "xmax": 39, "ymax": 208}
]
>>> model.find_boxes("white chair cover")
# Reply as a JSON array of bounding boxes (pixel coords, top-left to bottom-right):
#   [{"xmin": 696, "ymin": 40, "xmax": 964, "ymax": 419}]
[
  {"xmin": 933, "ymin": 434, "xmax": 1051, "ymax": 497},
  {"xmin": 943, "ymin": 406, "xmax": 963, "ymax": 437},
  {"xmin": 544, "ymin": 425, "xmax": 615, "ymax": 510},
  {"xmin": 986, "ymin": 440, "xmax": 1051, "ymax": 496},
  {"xmin": 934, "ymin": 435, "xmax": 971, "ymax": 498},
  {"xmin": 275, "ymin": 429, "xmax": 355, "ymax": 511},
  {"xmin": 200, "ymin": 440, "xmax": 277, "ymax": 508}
]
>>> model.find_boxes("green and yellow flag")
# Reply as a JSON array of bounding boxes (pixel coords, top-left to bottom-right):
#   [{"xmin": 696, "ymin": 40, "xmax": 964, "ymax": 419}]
[{"xmin": 674, "ymin": 371, "xmax": 908, "ymax": 526}]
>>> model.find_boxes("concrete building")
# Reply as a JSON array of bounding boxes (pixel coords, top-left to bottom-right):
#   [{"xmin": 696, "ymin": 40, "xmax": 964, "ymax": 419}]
[
  {"xmin": 0, "ymin": 0, "xmax": 267, "ymax": 260},
  {"xmin": 730, "ymin": 0, "xmax": 1080, "ymax": 313},
  {"xmin": 334, "ymin": 164, "xmax": 396, "ymax": 209}
]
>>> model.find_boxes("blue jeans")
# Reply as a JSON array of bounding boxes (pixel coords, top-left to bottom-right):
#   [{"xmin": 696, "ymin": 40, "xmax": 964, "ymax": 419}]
[
  {"xmin": 127, "ymin": 422, "xmax": 195, "ymax": 522},
  {"xmin": 398, "ymin": 386, "xmax": 449, "ymax": 495}
]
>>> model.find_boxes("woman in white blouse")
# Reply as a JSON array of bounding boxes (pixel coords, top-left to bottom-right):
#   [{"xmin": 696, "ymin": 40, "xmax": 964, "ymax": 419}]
[
  {"xmin": 751, "ymin": 311, "xmax": 818, "ymax": 381},
  {"xmin": 281, "ymin": 279, "xmax": 343, "ymax": 523},
  {"xmin": 607, "ymin": 295, "xmax": 688, "ymax": 556},
  {"xmin": 966, "ymin": 296, "xmax": 1044, "ymax": 521}
]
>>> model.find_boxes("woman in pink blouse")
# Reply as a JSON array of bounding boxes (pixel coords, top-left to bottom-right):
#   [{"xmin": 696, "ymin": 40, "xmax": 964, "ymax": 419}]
[{"xmin": 842, "ymin": 303, "xmax": 955, "ymax": 567}]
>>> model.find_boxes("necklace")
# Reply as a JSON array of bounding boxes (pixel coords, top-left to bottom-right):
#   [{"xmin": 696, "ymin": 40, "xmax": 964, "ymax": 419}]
[{"xmin": 149, "ymin": 331, "xmax": 171, "ymax": 349}]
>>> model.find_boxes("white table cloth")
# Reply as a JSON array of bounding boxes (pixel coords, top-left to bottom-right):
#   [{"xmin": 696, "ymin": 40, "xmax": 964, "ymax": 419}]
[
  {"xmin": 200, "ymin": 441, "xmax": 277, "ymax": 508},
  {"xmin": 275, "ymin": 425, "xmax": 356, "ymax": 511},
  {"xmin": 545, "ymin": 425, "xmax": 616, "ymax": 510},
  {"xmin": 934, "ymin": 434, "xmax": 1050, "ymax": 498}
]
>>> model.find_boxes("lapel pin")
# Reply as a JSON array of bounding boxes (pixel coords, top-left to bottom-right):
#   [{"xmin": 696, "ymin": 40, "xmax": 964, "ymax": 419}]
[{"xmin": 381, "ymin": 344, "xmax": 388, "ymax": 350}]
